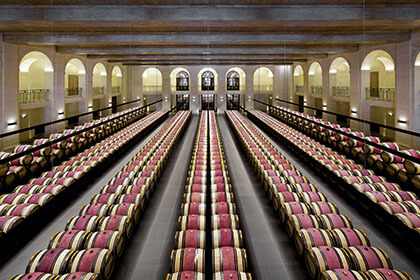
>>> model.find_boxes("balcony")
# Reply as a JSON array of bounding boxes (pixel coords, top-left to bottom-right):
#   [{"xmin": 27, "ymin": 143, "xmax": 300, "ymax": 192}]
[
  {"xmin": 311, "ymin": 86, "xmax": 323, "ymax": 95},
  {"xmin": 332, "ymin": 86, "xmax": 350, "ymax": 97},
  {"xmin": 296, "ymin": 85, "xmax": 304, "ymax": 94},
  {"xmin": 93, "ymin": 86, "xmax": 105, "ymax": 96},
  {"xmin": 254, "ymin": 84, "xmax": 273, "ymax": 92},
  {"xmin": 143, "ymin": 85, "xmax": 162, "ymax": 92},
  {"xmin": 365, "ymin": 87, "xmax": 395, "ymax": 102},
  {"xmin": 18, "ymin": 89, "xmax": 50, "ymax": 104},
  {"xmin": 65, "ymin": 87, "xmax": 82, "ymax": 98},
  {"xmin": 112, "ymin": 86, "xmax": 121, "ymax": 94}
]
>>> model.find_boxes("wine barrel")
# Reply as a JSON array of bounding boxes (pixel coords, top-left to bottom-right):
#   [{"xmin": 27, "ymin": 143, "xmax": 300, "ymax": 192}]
[
  {"xmin": 212, "ymin": 247, "xmax": 247, "ymax": 273},
  {"xmin": 294, "ymin": 229, "xmax": 334, "ymax": 255},
  {"xmin": 274, "ymin": 192, "xmax": 301, "ymax": 211},
  {"xmin": 387, "ymin": 191, "xmax": 418, "ymax": 202},
  {"xmin": 286, "ymin": 214, "xmax": 322, "ymax": 237},
  {"xmin": 366, "ymin": 269, "xmax": 414, "ymax": 280},
  {"xmin": 181, "ymin": 203, "xmax": 206, "ymax": 216},
  {"xmin": 98, "ymin": 215, "xmax": 133, "ymax": 238},
  {"xmin": 9, "ymin": 273, "xmax": 57, "ymax": 280},
  {"xmin": 210, "ymin": 183, "xmax": 232, "ymax": 193},
  {"xmin": 90, "ymin": 194, "xmax": 117, "ymax": 205},
  {"xmin": 0, "ymin": 215, "xmax": 24, "ymax": 233},
  {"xmin": 364, "ymin": 192, "xmax": 393, "ymax": 203},
  {"xmin": 178, "ymin": 215, "xmax": 206, "ymax": 231},
  {"xmin": 56, "ymin": 272, "xmax": 100, "ymax": 280},
  {"xmin": 37, "ymin": 185, "xmax": 65, "ymax": 196},
  {"xmin": 294, "ymin": 183, "xmax": 318, "ymax": 193},
  {"xmin": 211, "ymin": 214, "xmax": 239, "ymax": 230},
  {"xmin": 319, "ymin": 214, "xmax": 353, "ymax": 230},
  {"xmin": 212, "ymin": 229, "xmax": 243, "ymax": 248},
  {"xmin": 174, "ymin": 230, "xmax": 206, "ymax": 249},
  {"xmin": 125, "ymin": 184, "xmax": 150, "ymax": 200},
  {"xmin": 185, "ymin": 184, "xmax": 207, "ymax": 194},
  {"xmin": 310, "ymin": 202, "xmax": 340, "ymax": 216},
  {"xmin": 378, "ymin": 201, "xmax": 411, "ymax": 215},
  {"xmin": 394, "ymin": 213, "xmax": 420, "ymax": 229},
  {"xmin": 279, "ymin": 202, "xmax": 311, "ymax": 223},
  {"xmin": 305, "ymin": 246, "xmax": 352, "ymax": 278},
  {"xmin": 268, "ymin": 184, "xmax": 294, "ymax": 201},
  {"xmin": 79, "ymin": 204, "xmax": 110, "ymax": 217},
  {"xmin": 319, "ymin": 269, "xmax": 367, "ymax": 280},
  {"xmin": 345, "ymin": 246, "xmax": 392, "ymax": 271},
  {"xmin": 210, "ymin": 192, "xmax": 234, "ymax": 204},
  {"xmin": 115, "ymin": 194, "xmax": 144, "ymax": 210},
  {"xmin": 213, "ymin": 271, "xmax": 252, "ymax": 280},
  {"xmin": 26, "ymin": 248, "xmax": 75, "ymax": 274},
  {"xmin": 170, "ymin": 248, "xmax": 205, "ymax": 273},
  {"xmin": 5, "ymin": 203, "xmax": 40, "ymax": 218},
  {"xmin": 48, "ymin": 230, "xmax": 90, "ymax": 251},
  {"xmin": 68, "ymin": 248, "xmax": 114, "ymax": 280},
  {"xmin": 300, "ymin": 192, "xmax": 328, "ymax": 203},
  {"xmin": 330, "ymin": 229, "xmax": 370, "ymax": 248},
  {"xmin": 166, "ymin": 272, "xmax": 204, "ymax": 280},
  {"xmin": 108, "ymin": 203, "xmax": 140, "ymax": 224},
  {"xmin": 65, "ymin": 216, "xmax": 102, "ymax": 232},
  {"xmin": 85, "ymin": 230, "xmax": 125, "ymax": 257},
  {"xmin": 211, "ymin": 202, "xmax": 236, "ymax": 215},
  {"xmin": 404, "ymin": 200, "xmax": 420, "ymax": 213},
  {"xmin": 184, "ymin": 193, "xmax": 206, "ymax": 204}
]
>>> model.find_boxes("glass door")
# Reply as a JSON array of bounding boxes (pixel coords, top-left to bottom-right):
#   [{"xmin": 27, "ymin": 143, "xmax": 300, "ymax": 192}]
[
  {"xmin": 176, "ymin": 94, "xmax": 189, "ymax": 110},
  {"xmin": 227, "ymin": 94, "xmax": 240, "ymax": 110},
  {"xmin": 201, "ymin": 94, "xmax": 215, "ymax": 110}
]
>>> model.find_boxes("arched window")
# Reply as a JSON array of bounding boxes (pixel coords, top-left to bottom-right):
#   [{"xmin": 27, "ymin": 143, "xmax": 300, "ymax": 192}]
[
  {"xmin": 176, "ymin": 71, "xmax": 189, "ymax": 91},
  {"xmin": 201, "ymin": 71, "xmax": 214, "ymax": 91},
  {"xmin": 227, "ymin": 71, "xmax": 240, "ymax": 91}
]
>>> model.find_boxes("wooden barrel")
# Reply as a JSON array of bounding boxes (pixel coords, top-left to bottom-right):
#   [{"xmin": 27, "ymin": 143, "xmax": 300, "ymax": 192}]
[
  {"xmin": 211, "ymin": 192, "xmax": 234, "ymax": 204},
  {"xmin": 90, "ymin": 194, "xmax": 117, "ymax": 205},
  {"xmin": 0, "ymin": 193, "xmax": 27, "ymax": 204},
  {"xmin": 174, "ymin": 230, "xmax": 206, "ymax": 249},
  {"xmin": 345, "ymin": 246, "xmax": 392, "ymax": 271},
  {"xmin": 378, "ymin": 201, "xmax": 411, "ymax": 215},
  {"xmin": 98, "ymin": 215, "xmax": 133, "ymax": 238},
  {"xmin": 9, "ymin": 273, "xmax": 58, "ymax": 280},
  {"xmin": 108, "ymin": 203, "xmax": 140, "ymax": 224},
  {"xmin": 65, "ymin": 216, "xmax": 102, "ymax": 232},
  {"xmin": 37, "ymin": 185, "xmax": 66, "ymax": 196},
  {"xmin": 319, "ymin": 214, "xmax": 353, "ymax": 230},
  {"xmin": 184, "ymin": 193, "xmax": 206, "ymax": 204},
  {"xmin": 212, "ymin": 247, "xmax": 247, "ymax": 273},
  {"xmin": 170, "ymin": 248, "xmax": 205, "ymax": 273},
  {"xmin": 330, "ymin": 229, "xmax": 370, "ymax": 248},
  {"xmin": 294, "ymin": 229, "xmax": 334, "ymax": 255},
  {"xmin": 181, "ymin": 203, "xmax": 206, "ymax": 216},
  {"xmin": 125, "ymin": 184, "xmax": 150, "ymax": 200},
  {"xmin": 286, "ymin": 214, "xmax": 322, "ymax": 237},
  {"xmin": 0, "ymin": 204, "xmax": 11, "ymax": 215},
  {"xmin": 300, "ymin": 192, "xmax": 328, "ymax": 203},
  {"xmin": 101, "ymin": 185, "xmax": 126, "ymax": 195},
  {"xmin": 211, "ymin": 214, "xmax": 239, "ymax": 230},
  {"xmin": 404, "ymin": 200, "xmax": 420, "ymax": 213},
  {"xmin": 279, "ymin": 202, "xmax": 311, "ymax": 223},
  {"xmin": 68, "ymin": 248, "xmax": 114, "ymax": 280},
  {"xmin": 48, "ymin": 230, "xmax": 90, "ymax": 251},
  {"xmin": 166, "ymin": 272, "xmax": 204, "ymax": 280},
  {"xmin": 309, "ymin": 202, "xmax": 340, "ymax": 216},
  {"xmin": 0, "ymin": 216, "xmax": 24, "ymax": 233},
  {"xmin": 213, "ymin": 271, "xmax": 253, "ymax": 280},
  {"xmin": 304, "ymin": 246, "xmax": 352, "ymax": 278},
  {"xmin": 178, "ymin": 215, "xmax": 206, "ymax": 231},
  {"xmin": 211, "ymin": 202, "xmax": 236, "ymax": 215},
  {"xmin": 394, "ymin": 213, "xmax": 420, "ymax": 229},
  {"xmin": 210, "ymin": 183, "xmax": 232, "ymax": 193},
  {"xmin": 387, "ymin": 191, "xmax": 418, "ymax": 202},
  {"xmin": 319, "ymin": 269, "xmax": 368, "ymax": 280},
  {"xmin": 212, "ymin": 229, "xmax": 243, "ymax": 249},
  {"xmin": 294, "ymin": 183, "xmax": 318, "ymax": 193},
  {"xmin": 26, "ymin": 248, "xmax": 75, "ymax": 274},
  {"xmin": 115, "ymin": 194, "xmax": 144, "ymax": 210},
  {"xmin": 268, "ymin": 184, "xmax": 294, "ymax": 201},
  {"xmin": 85, "ymin": 230, "xmax": 125, "ymax": 257},
  {"xmin": 5, "ymin": 203, "xmax": 41, "ymax": 218},
  {"xmin": 366, "ymin": 269, "xmax": 414, "ymax": 280},
  {"xmin": 185, "ymin": 184, "xmax": 207, "ymax": 194},
  {"xmin": 274, "ymin": 192, "xmax": 301, "ymax": 211},
  {"xmin": 79, "ymin": 204, "xmax": 110, "ymax": 217}
]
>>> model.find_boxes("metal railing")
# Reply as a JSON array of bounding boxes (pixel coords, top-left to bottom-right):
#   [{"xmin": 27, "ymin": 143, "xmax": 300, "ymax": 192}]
[
  {"xmin": 311, "ymin": 86, "xmax": 323, "ymax": 95},
  {"xmin": 332, "ymin": 86, "xmax": 350, "ymax": 97},
  {"xmin": 93, "ymin": 86, "xmax": 105, "ymax": 95},
  {"xmin": 65, "ymin": 87, "xmax": 82, "ymax": 98},
  {"xmin": 112, "ymin": 86, "xmax": 121, "ymax": 94},
  {"xmin": 18, "ymin": 89, "xmax": 50, "ymax": 104},
  {"xmin": 254, "ymin": 85, "xmax": 273, "ymax": 92},
  {"xmin": 296, "ymin": 85, "xmax": 304, "ymax": 93},
  {"xmin": 365, "ymin": 87, "xmax": 395, "ymax": 102},
  {"xmin": 143, "ymin": 85, "xmax": 163, "ymax": 92}
]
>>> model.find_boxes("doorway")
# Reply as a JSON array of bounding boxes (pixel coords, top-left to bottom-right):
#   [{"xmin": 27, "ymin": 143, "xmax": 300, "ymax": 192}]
[
  {"xmin": 314, "ymin": 98, "xmax": 323, "ymax": 118},
  {"xmin": 298, "ymin": 96, "xmax": 304, "ymax": 113},
  {"xmin": 176, "ymin": 94, "xmax": 190, "ymax": 110},
  {"xmin": 201, "ymin": 94, "xmax": 215, "ymax": 110},
  {"xmin": 227, "ymin": 94, "xmax": 240, "ymax": 110}
]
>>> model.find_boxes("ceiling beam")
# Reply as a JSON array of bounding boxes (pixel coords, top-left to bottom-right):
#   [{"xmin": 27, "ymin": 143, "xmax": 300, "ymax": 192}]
[
  {"xmin": 122, "ymin": 61, "xmax": 296, "ymax": 66},
  {"xmin": 109, "ymin": 58, "xmax": 307, "ymax": 63},
  {"xmin": 89, "ymin": 54, "xmax": 328, "ymax": 60},
  {"xmin": 4, "ymin": 33, "xmax": 410, "ymax": 45},
  {"xmin": 0, "ymin": 5, "xmax": 419, "ymax": 21},
  {"xmin": 57, "ymin": 45, "xmax": 359, "ymax": 55}
]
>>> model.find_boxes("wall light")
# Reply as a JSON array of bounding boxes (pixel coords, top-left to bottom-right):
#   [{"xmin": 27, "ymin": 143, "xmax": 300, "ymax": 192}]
[
  {"xmin": 388, "ymin": 112, "xmax": 393, "ymax": 117},
  {"xmin": 21, "ymin": 114, "xmax": 27, "ymax": 119},
  {"xmin": 322, "ymin": 104, "xmax": 327, "ymax": 108},
  {"xmin": 398, "ymin": 119, "xmax": 407, "ymax": 124},
  {"xmin": 143, "ymin": 97, "xmax": 147, "ymax": 100},
  {"xmin": 8, "ymin": 121, "xmax": 17, "ymax": 126},
  {"xmin": 88, "ymin": 104, "xmax": 93, "ymax": 109},
  {"xmin": 137, "ymin": 96, "xmax": 140, "ymax": 100},
  {"xmin": 58, "ymin": 111, "xmax": 64, "ymax": 116},
  {"xmin": 351, "ymin": 109, "xmax": 357, "ymax": 114}
]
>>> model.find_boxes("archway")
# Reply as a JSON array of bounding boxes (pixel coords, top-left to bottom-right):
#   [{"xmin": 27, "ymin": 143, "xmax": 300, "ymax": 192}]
[
  {"xmin": 170, "ymin": 67, "xmax": 190, "ymax": 92},
  {"xmin": 253, "ymin": 67, "xmax": 273, "ymax": 92},
  {"xmin": 65, "ymin": 58, "xmax": 86, "ymax": 122},
  {"xmin": 293, "ymin": 65, "xmax": 305, "ymax": 95},
  {"xmin": 226, "ymin": 67, "xmax": 245, "ymax": 91},
  {"xmin": 112, "ymin": 66, "xmax": 122, "ymax": 95},
  {"xmin": 329, "ymin": 57, "xmax": 350, "ymax": 125},
  {"xmin": 92, "ymin": 63, "xmax": 108, "ymax": 117},
  {"xmin": 308, "ymin": 62, "xmax": 323, "ymax": 96},
  {"xmin": 19, "ymin": 51, "xmax": 54, "ymax": 141},
  {"xmin": 198, "ymin": 67, "xmax": 218, "ymax": 92}
]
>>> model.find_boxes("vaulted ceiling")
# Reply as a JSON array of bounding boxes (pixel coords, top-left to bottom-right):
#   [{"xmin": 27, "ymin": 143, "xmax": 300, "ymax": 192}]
[{"xmin": 1, "ymin": 1, "xmax": 420, "ymax": 65}]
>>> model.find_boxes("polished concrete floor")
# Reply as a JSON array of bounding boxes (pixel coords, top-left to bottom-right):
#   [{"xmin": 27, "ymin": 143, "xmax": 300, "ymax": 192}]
[{"xmin": 1, "ymin": 112, "xmax": 419, "ymax": 280}]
